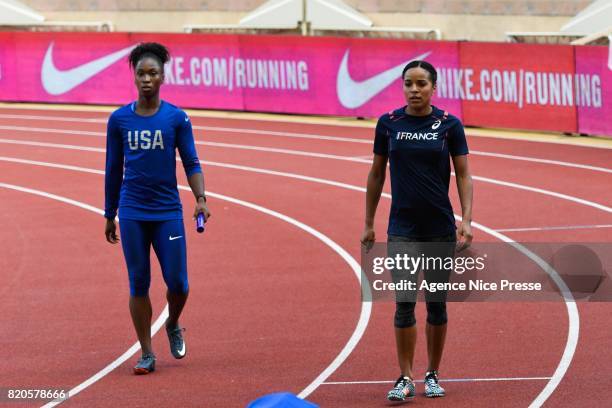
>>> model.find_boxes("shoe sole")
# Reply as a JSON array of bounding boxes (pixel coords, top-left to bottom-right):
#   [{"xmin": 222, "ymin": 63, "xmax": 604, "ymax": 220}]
[
  {"xmin": 425, "ymin": 393, "xmax": 445, "ymax": 398},
  {"xmin": 133, "ymin": 366, "xmax": 155, "ymax": 375},
  {"xmin": 387, "ymin": 395, "xmax": 414, "ymax": 402},
  {"xmin": 387, "ymin": 398, "xmax": 413, "ymax": 405}
]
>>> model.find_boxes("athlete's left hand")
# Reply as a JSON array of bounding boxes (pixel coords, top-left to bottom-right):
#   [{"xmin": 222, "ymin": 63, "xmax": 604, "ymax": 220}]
[
  {"xmin": 456, "ymin": 221, "xmax": 473, "ymax": 252},
  {"xmin": 193, "ymin": 198, "xmax": 211, "ymax": 221}
]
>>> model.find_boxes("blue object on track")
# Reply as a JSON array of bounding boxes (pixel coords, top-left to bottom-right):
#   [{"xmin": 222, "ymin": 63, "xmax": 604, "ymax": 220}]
[{"xmin": 247, "ymin": 392, "xmax": 319, "ymax": 408}]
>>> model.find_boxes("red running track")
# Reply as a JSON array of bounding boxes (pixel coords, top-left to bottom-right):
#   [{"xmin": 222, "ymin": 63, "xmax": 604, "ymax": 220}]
[{"xmin": 0, "ymin": 106, "xmax": 611, "ymax": 407}]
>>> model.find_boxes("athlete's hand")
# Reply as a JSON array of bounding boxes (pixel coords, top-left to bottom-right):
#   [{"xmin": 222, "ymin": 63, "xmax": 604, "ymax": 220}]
[
  {"xmin": 105, "ymin": 218, "xmax": 119, "ymax": 244},
  {"xmin": 361, "ymin": 227, "xmax": 376, "ymax": 252},
  {"xmin": 193, "ymin": 198, "xmax": 211, "ymax": 222},
  {"xmin": 456, "ymin": 221, "xmax": 473, "ymax": 252}
]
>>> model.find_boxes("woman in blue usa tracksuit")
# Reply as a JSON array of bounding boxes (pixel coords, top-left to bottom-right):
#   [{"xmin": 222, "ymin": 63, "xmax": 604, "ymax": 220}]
[
  {"xmin": 361, "ymin": 60, "xmax": 473, "ymax": 401},
  {"xmin": 104, "ymin": 43, "xmax": 210, "ymax": 374}
]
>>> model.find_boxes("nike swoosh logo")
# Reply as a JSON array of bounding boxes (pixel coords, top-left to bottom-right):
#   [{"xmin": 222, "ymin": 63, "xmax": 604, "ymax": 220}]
[
  {"xmin": 169, "ymin": 235, "xmax": 183, "ymax": 241},
  {"xmin": 336, "ymin": 50, "xmax": 432, "ymax": 109},
  {"xmin": 41, "ymin": 42, "xmax": 135, "ymax": 95}
]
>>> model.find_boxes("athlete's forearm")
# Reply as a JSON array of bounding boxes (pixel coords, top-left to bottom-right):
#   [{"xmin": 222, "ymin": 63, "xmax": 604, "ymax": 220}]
[
  {"xmin": 187, "ymin": 171, "xmax": 206, "ymax": 200},
  {"xmin": 456, "ymin": 173, "xmax": 473, "ymax": 223},
  {"xmin": 365, "ymin": 169, "xmax": 385, "ymax": 228}
]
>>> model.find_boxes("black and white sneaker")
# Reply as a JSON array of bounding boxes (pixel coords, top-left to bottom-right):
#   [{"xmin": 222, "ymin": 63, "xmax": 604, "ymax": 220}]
[
  {"xmin": 387, "ymin": 375, "xmax": 416, "ymax": 401},
  {"xmin": 166, "ymin": 324, "xmax": 186, "ymax": 359},
  {"xmin": 424, "ymin": 370, "xmax": 445, "ymax": 397},
  {"xmin": 133, "ymin": 352, "xmax": 156, "ymax": 375}
]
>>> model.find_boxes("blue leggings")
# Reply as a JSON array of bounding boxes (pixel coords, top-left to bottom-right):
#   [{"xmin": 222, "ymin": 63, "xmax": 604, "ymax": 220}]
[{"xmin": 119, "ymin": 218, "xmax": 189, "ymax": 297}]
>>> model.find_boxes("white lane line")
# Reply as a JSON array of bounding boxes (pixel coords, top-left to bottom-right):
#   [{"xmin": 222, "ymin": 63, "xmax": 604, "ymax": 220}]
[
  {"xmin": 471, "ymin": 174, "xmax": 612, "ymax": 214},
  {"xmin": 0, "ymin": 114, "xmax": 107, "ymax": 123},
  {"xmin": 0, "ymin": 161, "xmax": 370, "ymax": 407},
  {"xmin": 0, "ymin": 113, "xmax": 371, "ymax": 140},
  {"xmin": 497, "ymin": 224, "xmax": 612, "ymax": 232},
  {"xmin": 0, "ymin": 183, "xmax": 105, "ymax": 214},
  {"xmin": 0, "ymin": 121, "xmax": 372, "ymax": 143},
  {"xmin": 470, "ymin": 150, "xmax": 612, "ymax": 174},
  {"xmin": 0, "ymin": 156, "xmax": 105, "ymax": 173},
  {"xmin": 0, "ymin": 108, "xmax": 610, "ymax": 150},
  {"xmin": 0, "ymin": 121, "xmax": 611, "ymax": 173},
  {"xmin": 203, "ymin": 141, "xmax": 366, "ymax": 162},
  {"xmin": 0, "ymin": 135, "xmax": 368, "ymax": 163},
  {"xmin": 41, "ymin": 304, "xmax": 169, "ymax": 408},
  {"xmin": 198, "ymin": 125, "xmax": 371, "ymax": 143},
  {"xmin": 0, "ymin": 183, "xmax": 171, "ymax": 408},
  {"xmin": 1, "ymin": 155, "xmax": 579, "ymax": 406},
  {"xmin": 202, "ymin": 143, "xmax": 612, "ymax": 189},
  {"xmin": 0, "ymin": 125, "xmax": 104, "ymax": 136},
  {"xmin": 0, "ymin": 134, "xmax": 362, "ymax": 163},
  {"xmin": 206, "ymin": 147, "xmax": 612, "ymax": 217},
  {"xmin": 183, "ymin": 187, "xmax": 370, "ymax": 401},
  {"xmin": 0, "ymin": 156, "xmax": 366, "ymax": 195},
  {"xmin": 462, "ymin": 224, "xmax": 578, "ymax": 408},
  {"xmin": 1, "ymin": 137, "xmax": 610, "ymax": 215},
  {"xmin": 201, "ymin": 144, "xmax": 612, "ymax": 187},
  {"xmin": 323, "ymin": 376, "xmax": 552, "ymax": 385},
  {"xmin": 0, "ymin": 138, "xmax": 105, "ymax": 152}
]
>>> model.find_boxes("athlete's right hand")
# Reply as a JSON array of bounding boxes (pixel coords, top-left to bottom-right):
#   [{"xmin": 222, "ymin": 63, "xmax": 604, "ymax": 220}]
[
  {"xmin": 360, "ymin": 227, "xmax": 375, "ymax": 252},
  {"xmin": 105, "ymin": 218, "xmax": 119, "ymax": 244}
]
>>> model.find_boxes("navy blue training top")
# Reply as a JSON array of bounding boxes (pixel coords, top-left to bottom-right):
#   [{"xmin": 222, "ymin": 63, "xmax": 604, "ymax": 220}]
[
  {"xmin": 104, "ymin": 100, "xmax": 202, "ymax": 221},
  {"xmin": 374, "ymin": 105, "xmax": 469, "ymax": 238}
]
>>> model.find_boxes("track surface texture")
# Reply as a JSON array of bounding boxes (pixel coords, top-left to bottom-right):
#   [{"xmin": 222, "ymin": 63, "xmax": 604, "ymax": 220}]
[{"xmin": 0, "ymin": 105, "xmax": 610, "ymax": 408}]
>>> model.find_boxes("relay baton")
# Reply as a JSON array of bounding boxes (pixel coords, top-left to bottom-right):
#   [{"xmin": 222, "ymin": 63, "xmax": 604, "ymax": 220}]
[{"xmin": 196, "ymin": 212, "xmax": 206, "ymax": 233}]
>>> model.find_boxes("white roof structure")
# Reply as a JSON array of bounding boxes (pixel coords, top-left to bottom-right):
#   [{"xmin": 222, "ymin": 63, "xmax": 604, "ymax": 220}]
[
  {"xmin": 0, "ymin": 0, "xmax": 44, "ymax": 25},
  {"xmin": 239, "ymin": 0, "xmax": 372, "ymax": 30},
  {"xmin": 561, "ymin": 0, "xmax": 612, "ymax": 34}
]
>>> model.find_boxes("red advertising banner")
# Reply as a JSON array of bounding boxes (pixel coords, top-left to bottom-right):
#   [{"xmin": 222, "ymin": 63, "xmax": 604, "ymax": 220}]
[
  {"xmin": 0, "ymin": 32, "xmax": 610, "ymax": 136},
  {"xmin": 575, "ymin": 45, "xmax": 612, "ymax": 136},
  {"xmin": 0, "ymin": 32, "xmax": 460, "ymax": 119},
  {"xmin": 459, "ymin": 42, "xmax": 577, "ymax": 133}
]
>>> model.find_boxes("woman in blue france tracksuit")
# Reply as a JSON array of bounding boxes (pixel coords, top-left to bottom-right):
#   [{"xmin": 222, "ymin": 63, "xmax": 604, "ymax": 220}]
[
  {"xmin": 361, "ymin": 60, "xmax": 473, "ymax": 401},
  {"xmin": 104, "ymin": 42, "xmax": 211, "ymax": 374}
]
